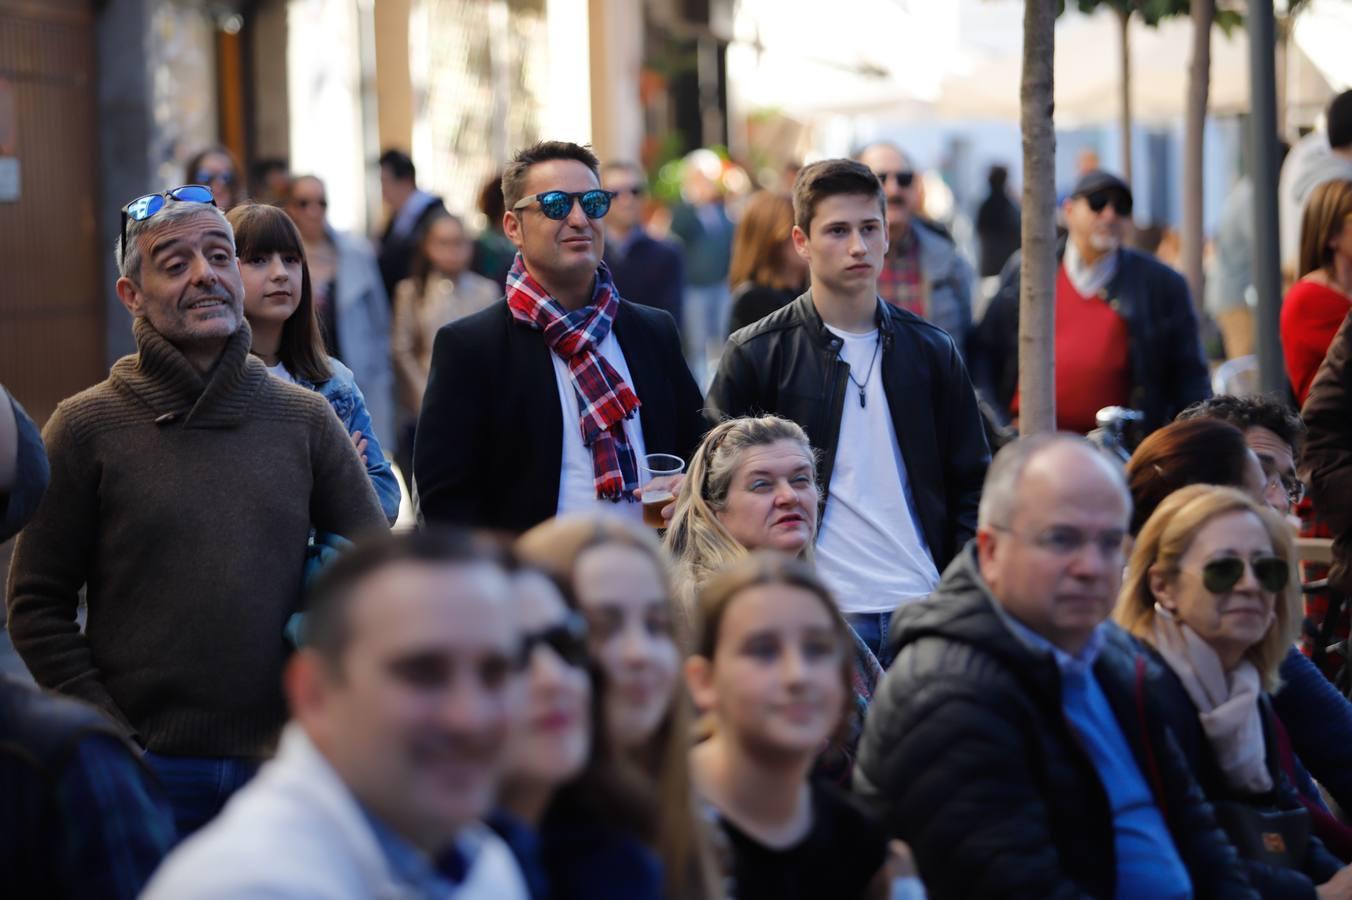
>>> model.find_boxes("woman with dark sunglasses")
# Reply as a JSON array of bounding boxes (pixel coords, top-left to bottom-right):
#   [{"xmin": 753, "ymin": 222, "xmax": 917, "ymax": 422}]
[
  {"xmin": 184, "ymin": 145, "xmax": 243, "ymax": 211},
  {"xmin": 1115, "ymin": 485, "xmax": 1352, "ymax": 897},
  {"xmin": 491, "ymin": 568, "xmax": 663, "ymax": 900}
]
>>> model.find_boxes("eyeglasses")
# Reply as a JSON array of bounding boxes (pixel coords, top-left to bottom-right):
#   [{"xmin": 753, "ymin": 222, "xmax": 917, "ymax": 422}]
[
  {"xmin": 119, "ymin": 184, "xmax": 216, "ymax": 268},
  {"xmin": 1198, "ymin": 555, "xmax": 1290, "ymax": 594},
  {"xmin": 512, "ymin": 189, "xmax": 616, "ymax": 221},
  {"xmin": 1263, "ymin": 469, "xmax": 1306, "ymax": 506},
  {"xmin": 1083, "ymin": 189, "xmax": 1133, "ymax": 217},
  {"xmin": 519, "ymin": 612, "xmax": 590, "ymax": 669},
  {"xmin": 876, "ymin": 170, "xmax": 915, "ymax": 188},
  {"xmin": 991, "ymin": 524, "xmax": 1128, "ymax": 559},
  {"xmin": 194, "ymin": 170, "xmax": 234, "ymax": 187}
]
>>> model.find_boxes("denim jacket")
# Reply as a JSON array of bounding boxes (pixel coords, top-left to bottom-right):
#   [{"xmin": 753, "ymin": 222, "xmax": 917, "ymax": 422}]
[{"xmin": 297, "ymin": 358, "xmax": 401, "ymax": 524}]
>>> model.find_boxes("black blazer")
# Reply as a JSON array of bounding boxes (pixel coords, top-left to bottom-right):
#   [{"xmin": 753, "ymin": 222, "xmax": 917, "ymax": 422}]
[
  {"xmin": 603, "ymin": 233, "xmax": 686, "ymax": 327},
  {"xmin": 413, "ymin": 299, "xmax": 709, "ymax": 533}
]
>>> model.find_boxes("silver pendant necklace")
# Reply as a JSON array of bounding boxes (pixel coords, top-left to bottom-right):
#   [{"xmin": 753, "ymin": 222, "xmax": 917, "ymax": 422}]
[{"xmin": 841, "ymin": 332, "xmax": 882, "ymax": 409}]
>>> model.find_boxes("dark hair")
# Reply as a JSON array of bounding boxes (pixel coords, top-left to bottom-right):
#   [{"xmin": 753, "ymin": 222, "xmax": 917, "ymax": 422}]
[
  {"xmin": 248, "ymin": 157, "xmax": 289, "ymax": 198},
  {"xmin": 225, "ymin": 203, "xmax": 333, "ymax": 384},
  {"xmin": 478, "ymin": 171, "xmax": 506, "ymax": 227},
  {"xmin": 988, "ymin": 164, "xmax": 1009, "ymax": 191},
  {"xmin": 304, "ymin": 529, "xmax": 506, "ymax": 662},
  {"xmin": 508, "ymin": 565, "xmax": 658, "ymax": 843},
  {"xmin": 1126, "ymin": 418, "xmax": 1254, "ymax": 535},
  {"xmin": 792, "ymin": 158, "xmax": 886, "ymax": 233},
  {"xmin": 409, "ymin": 210, "xmax": 467, "ymax": 297},
  {"xmin": 1296, "ymin": 178, "xmax": 1352, "ymax": 278},
  {"xmin": 1328, "ymin": 90, "xmax": 1352, "ymax": 149},
  {"xmin": 379, "ymin": 148, "xmax": 417, "ymax": 183},
  {"xmin": 1176, "ymin": 393, "xmax": 1306, "ymax": 458},
  {"xmin": 185, "ymin": 145, "xmax": 243, "ymax": 207},
  {"xmin": 501, "ymin": 141, "xmax": 601, "ymax": 211}
]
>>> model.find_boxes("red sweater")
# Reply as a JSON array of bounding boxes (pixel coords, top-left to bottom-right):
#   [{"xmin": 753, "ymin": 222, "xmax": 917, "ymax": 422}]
[
  {"xmin": 1015, "ymin": 267, "xmax": 1132, "ymax": 433},
  {"xmin": 1282, "ymin": 279, "xmax": 1352, "ymax": 405}
]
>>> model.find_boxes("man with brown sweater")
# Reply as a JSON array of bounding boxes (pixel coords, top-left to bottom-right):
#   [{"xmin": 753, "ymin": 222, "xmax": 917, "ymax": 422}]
[{"xmin": 5, "ymin": 187, "xmax": 387, "ymax": 836}]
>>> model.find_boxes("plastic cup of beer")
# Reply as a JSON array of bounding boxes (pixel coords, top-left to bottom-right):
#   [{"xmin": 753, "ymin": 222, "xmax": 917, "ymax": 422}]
[{"xmin": 639, "ymin": 453, "xmax": 684, "ymax": 528}]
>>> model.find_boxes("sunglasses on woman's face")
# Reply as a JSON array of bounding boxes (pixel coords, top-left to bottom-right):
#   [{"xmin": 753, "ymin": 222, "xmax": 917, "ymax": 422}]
[
  {"xmin": 519, "ymin": 612, "xmax": 590, "ymax": 670},
  {"xmin": 1200, "ymin": 555, "xmax": 1289, "ymax": 594}
]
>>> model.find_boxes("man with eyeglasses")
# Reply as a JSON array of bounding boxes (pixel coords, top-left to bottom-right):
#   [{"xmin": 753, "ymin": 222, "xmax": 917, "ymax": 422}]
[
  {"xmin": 600, "ymin": 160, "xmax": 685, "ymax": 329},
  {"xmin": 6, "ymin": 186, "xmax": 388, "ymax": 837},
  {"xmin": 413, "ymin": 141, "xmax": 707, "ymax": 534},
  {"xmin": 856, "ymin": 142, "xmax": 976, "ymax": 351},
  {"xmin": 855, "ymin": 434, "xmax": 1254, "ymax": 899},
  {"xmin": 144, "ymin": 531, "xmax": 530, "ymax": 899},
  {"xmin": 972, "ymin": 169, "xmax": 1211, "ymax": 437}
]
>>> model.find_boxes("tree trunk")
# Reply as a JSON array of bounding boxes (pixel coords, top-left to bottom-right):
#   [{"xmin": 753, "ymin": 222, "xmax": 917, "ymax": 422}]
[
  {"xmin": 1117, "ymin": 6, "xmax": 1133, "ymax": 186},
  {"xmin": 1182, "ymin": 0, "xmax": 1213, "ymax": 313},
  {"xmin": 1020, "ymin": 0, "xmax": 1057, "ymax": 435}
]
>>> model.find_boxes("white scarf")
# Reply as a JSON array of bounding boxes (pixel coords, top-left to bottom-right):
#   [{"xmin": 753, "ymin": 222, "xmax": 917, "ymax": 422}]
[
  {"xmin": 1151, "ymin": 604, "xmax": 1273, "ymax": 794},
  {"xmin": 1063, "ymin": 238, "xmax": 1119, "ymax": 299}
]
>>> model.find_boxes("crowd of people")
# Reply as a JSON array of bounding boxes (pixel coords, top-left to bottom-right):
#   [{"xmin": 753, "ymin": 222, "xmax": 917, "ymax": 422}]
[{"xmin": 9, "ymin": 87, "xmax": 1352, "ymax": 898}]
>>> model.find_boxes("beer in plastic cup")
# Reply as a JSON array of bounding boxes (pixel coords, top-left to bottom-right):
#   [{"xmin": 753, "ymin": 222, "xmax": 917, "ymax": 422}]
[{"xmin": 638, "ymin": 453, "xmax": 684, "ymax": 528}]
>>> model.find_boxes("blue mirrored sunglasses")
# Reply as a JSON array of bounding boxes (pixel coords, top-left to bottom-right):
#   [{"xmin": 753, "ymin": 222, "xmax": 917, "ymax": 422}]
[
  {"xmin": 512, "ymin": 189, "xmax": 615, "ymax": 221},
  {"xmin": 119, "ymin": 184, "xmax": 216, "ymax": 268}
]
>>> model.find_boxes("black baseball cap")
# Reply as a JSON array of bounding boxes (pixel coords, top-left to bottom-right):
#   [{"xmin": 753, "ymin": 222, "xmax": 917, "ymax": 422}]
[{"xmin": 1071, "ymin": 169, "xmax": 1131, "ymax": 201}]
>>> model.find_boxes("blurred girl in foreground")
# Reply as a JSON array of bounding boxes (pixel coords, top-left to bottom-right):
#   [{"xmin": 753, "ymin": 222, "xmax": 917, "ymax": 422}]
[{"xmin": 517, "ymin": 516, "xmax": 724, "ymax": 899}]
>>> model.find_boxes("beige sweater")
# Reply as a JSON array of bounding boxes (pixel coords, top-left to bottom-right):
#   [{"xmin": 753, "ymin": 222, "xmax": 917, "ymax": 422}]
[
  {"xmin": 390, "ymin": 272, "xmax": 500, "ymax": 416},
  {"xmin": 6, "ymin": 318, "xmax": 387, "ymax": 757}
]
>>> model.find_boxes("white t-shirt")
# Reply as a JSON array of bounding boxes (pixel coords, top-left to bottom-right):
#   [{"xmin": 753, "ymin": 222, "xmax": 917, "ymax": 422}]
[
  {"xmin": 266, "ymin": 361, "xmax": 297, "ymax": 384},
  {"xmin": 814, "ymin": 325, "xmax": 940, "ymax": 614},
  {"xmin": 551, "ymin": 329, "xmax": 646, "ymax": 522}
]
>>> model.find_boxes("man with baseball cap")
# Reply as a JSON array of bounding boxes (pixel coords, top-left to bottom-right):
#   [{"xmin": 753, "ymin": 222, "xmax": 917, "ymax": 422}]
[{"xmin": 972, "ymin": 169, "xmax": 1210, "ymax": 435}]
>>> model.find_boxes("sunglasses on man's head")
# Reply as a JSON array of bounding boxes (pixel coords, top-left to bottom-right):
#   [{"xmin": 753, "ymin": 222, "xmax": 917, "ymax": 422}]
[
  {"xmin": 1199, "ymin": 555, "xmax": 1289, "ymax": 595},
  {"xmin": 119, "ymin": 184, "xmax": 216, "ymax": 268},
  {"xmin": 1083, "ymin": 189, "xmax": 1133, "ymax": 217},
  {"xmin": 876, "ymin": 171, "xmax": 915, "ymax": 188},
  {"xmin": 513, "ymin": 189, "xmax": 616, "ymax": 221},
  {"xmin": 518, "ymin": 612, "xmax": 590, "ymax": 670}
]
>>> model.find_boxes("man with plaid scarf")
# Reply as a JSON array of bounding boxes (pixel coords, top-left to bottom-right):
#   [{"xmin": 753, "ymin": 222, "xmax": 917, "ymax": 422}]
[{"xmin": 413, "ymin": 141, "xmax": 708, "ymax": 533}]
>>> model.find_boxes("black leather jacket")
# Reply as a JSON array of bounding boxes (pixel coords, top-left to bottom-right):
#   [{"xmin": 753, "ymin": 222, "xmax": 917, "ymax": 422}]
[
  {"xmin": 707, "ymin": 291, "xmax": 989, "ymax": 570},
  {"xmin": 854, "ymin": 546, "xmax": 1258, "ymax": 899}
]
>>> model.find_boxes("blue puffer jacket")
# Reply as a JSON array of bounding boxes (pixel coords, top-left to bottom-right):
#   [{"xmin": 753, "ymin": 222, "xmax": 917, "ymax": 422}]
[{"xmin": 298, "ymin": 358, "xmax": 401, "ymax": 524}]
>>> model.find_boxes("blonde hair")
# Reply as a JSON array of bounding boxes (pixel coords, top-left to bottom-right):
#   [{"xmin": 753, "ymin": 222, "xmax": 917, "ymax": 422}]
[
  {"xmin": 516, "ymin": 515, "xmax": 724, "ymax": 900},
  {"xmin": 663, "ymin": 416, "xmax": 818, "ymax": 608},
  {"xmin": 1114, "ymin": 484, "xmax": 1300, "ymax": 691}
]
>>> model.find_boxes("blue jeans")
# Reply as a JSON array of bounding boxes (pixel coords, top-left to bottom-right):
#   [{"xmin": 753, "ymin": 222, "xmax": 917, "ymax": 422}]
[
  {"xmin": 847, "ymin": 611, "xmax": 894, "ymax": 669},
  {"xmin": 143, "ymin": 751, "xmax": 262, "ymax": 840}
]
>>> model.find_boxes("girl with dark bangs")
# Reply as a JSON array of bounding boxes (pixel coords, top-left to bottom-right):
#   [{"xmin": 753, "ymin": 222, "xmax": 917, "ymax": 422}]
[{"xmin": 226, "ymin": 204, "xmax": 401, "ymax": 523}]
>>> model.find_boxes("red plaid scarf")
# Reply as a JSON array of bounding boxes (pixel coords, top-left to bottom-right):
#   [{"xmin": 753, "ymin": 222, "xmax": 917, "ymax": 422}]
[{"xmin": 505, "ymin": 254, "xmax": 641, "ymax": 501}]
